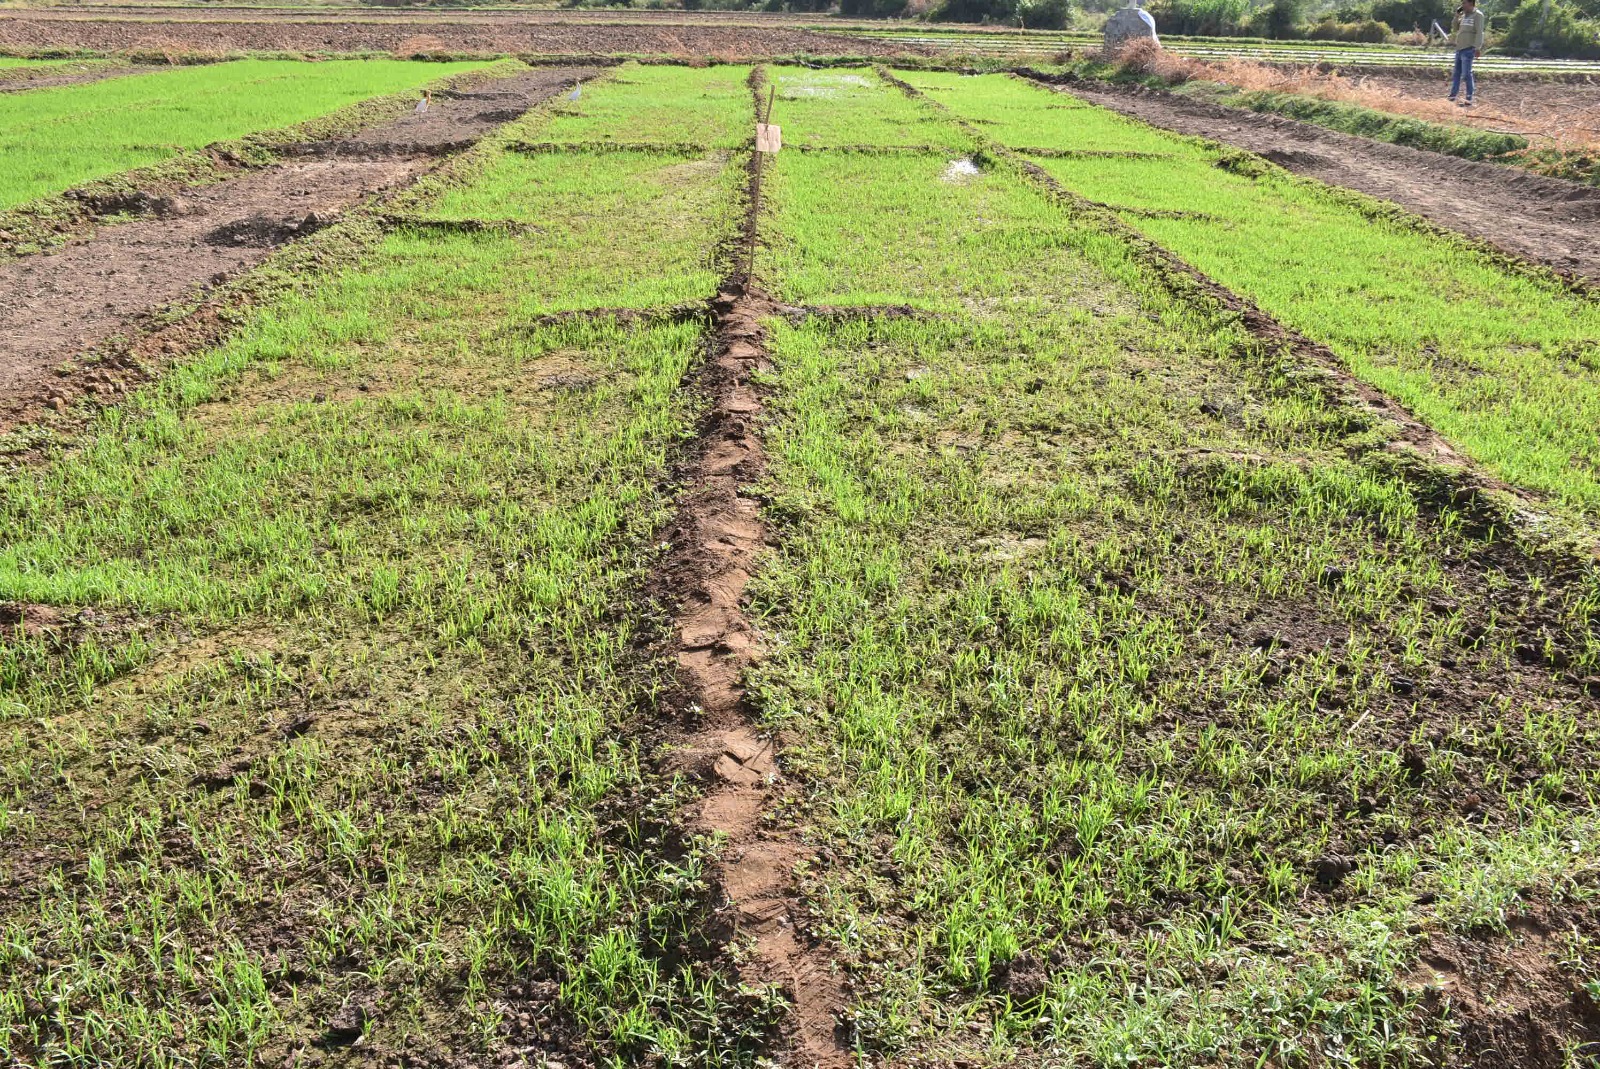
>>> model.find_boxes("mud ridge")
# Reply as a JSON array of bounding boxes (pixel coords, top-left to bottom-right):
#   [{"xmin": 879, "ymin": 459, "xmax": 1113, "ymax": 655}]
[
  {"xmin": 1085, "ymin": 201, "xmax": 1219, "ymax": 220},
  {"xmin": 506, "ymin": 139, "xmax": 713, "ymax": 155},
  {"xmin": 648, "ymin": 66, "xmax": 850, "ymax": 1069},
  {"xmin": 778, "ymin": 301, "xmax": 945, "ymax": 324},
  {"xmin": 0, "ymin": 67, "xmax": 588, "ymax": 437},
  {"xmin": 278, "ymin": 138, "xmax": 475, "ymax": 161},
  {"xmin": 1014, "ymin": 146, "xmax": 1180, "ymax": 159},
  {"xmin": 0, "ymin": 62, "xmax": 146, "ymax": 94},
  {"xmin": 518, "ymin": 303, "xmax": 713, "ymax": 330},
  {"xmin": 1031, "ymin": 75, "xmax": 1600, "ymax": 285},
  {"xmin": 795, "ymin": 143, "xmax": 953, "ymax": 155},
  {"xmin": 376, "ymin": 214, "xmax": 547, "ymax": 237}
]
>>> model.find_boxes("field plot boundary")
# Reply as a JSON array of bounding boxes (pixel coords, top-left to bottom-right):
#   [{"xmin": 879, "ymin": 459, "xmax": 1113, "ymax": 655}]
[
  {"xmin": 883, "ymin": 66, "xmax": 1600, "ymax": 549},
  {"xmin": 0, "ymin": 63, "xmax": 590, "ymax": 447},
  {"xmin": 640, "ymin": 66, "xmax": 856, "ymax": 1068},
  {"xmin": 0, "ymin": 57, "xmax": 514, "ymax": 260},
  {"xmin": 1015, "ymin": 72, "xmax": 1600, "ymax": 295}
]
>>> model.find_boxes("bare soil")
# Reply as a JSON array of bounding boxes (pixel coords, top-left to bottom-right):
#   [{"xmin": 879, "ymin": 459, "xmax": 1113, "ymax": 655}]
[
  {"xmin": 1061, "ymin": 80, "xmax": 1600, "ymax": 281},
  {"xmin": 0, "ymin": 67, "xmax": 585, "ymax": 432},
  {"xmin": 0, "ymin": 61, "xmax": 145, "ymax": 92},
  {"xmin": 646, "ymin": 73, "xmax": 850, "ymax": 1066},
  {"xmin": 1344, "ymin": 65, "xmax": 1600, "ymax": 115},
  {"xmin": 1243, "ymin": 62, "xmax": 1600, "ymax": 151},
  {"xmin": 1405, "ymin": 906, "xmax": 1600, "ymax": 1068},
  {"xmin": 0, "ymin": 10, "xmax": 909, "ymax": 58},
  {"xmin": 660, "ymin": 284, "xmax": 850, "ymax": 1068}
]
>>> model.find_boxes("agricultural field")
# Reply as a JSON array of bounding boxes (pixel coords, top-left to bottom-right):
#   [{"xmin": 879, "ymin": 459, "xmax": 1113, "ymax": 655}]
[
  {"xmin": 0, "ymin": 58, "xmax": 488, "ymax": 209},
  {"xmin": 1, "ymin": 50, "xmax": 1598, "ymax": 1069}
]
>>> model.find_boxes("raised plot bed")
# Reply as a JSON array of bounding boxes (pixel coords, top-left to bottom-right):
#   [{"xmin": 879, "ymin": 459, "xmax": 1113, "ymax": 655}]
[
  {"xmin": 755, "ymin": 63, "xmax": 1600, "ymax": 1068},
  {"xmin": 0, "ymin": 63, "xmax": 765, "ymax": 1069}
]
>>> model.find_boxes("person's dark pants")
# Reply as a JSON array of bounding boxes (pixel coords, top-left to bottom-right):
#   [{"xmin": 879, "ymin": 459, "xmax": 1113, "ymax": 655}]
[{"xmin": 1449, "ymin": 47, "xmax": 1476, "ymax": 101}]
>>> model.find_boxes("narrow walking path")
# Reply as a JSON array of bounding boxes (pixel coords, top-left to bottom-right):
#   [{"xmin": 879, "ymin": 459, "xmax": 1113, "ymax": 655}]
[{"xmin": 655, "ymin": 67, "xmax": 851, "ymax": 1067}]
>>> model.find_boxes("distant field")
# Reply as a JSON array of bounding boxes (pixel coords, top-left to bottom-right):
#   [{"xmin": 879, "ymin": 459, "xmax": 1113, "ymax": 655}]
[{"xmin": 0, "ymin": 58, "xmax": 488, "ymax": 209}]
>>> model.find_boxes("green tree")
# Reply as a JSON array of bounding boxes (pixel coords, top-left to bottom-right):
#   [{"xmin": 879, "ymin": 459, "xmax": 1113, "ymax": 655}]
[
  {"xmin": 1256, "ymin": 0, "xmax": 1309, "ymax": 36},
  {"xmin": 841, "ymin": 0, "xmax": 911, "ymax": 15},
  {"xmin": 1018, "ymin": 0, "xmax": 1074, "ymax": 26},
  {"xmin": 1505, "ymin": 0, "xmax": 1600, "ymax": 55},
  {"xmin": 1370, "ymin": 0, "xmax": 1449, "ymax": 31},
  {"xmin": 931, "ymin": 0, "xmax": 1019, "ymax": 22}
]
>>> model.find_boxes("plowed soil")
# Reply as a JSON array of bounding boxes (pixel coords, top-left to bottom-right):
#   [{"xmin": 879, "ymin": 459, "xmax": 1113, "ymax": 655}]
[
  {"xmin": 0, "ymin": 61, "xmax": 144, "ymax": 93},
  {"xmin": 0, "ymin": 67, "xmax": 586, "ymax": 430},
  {"xmin": 1064, "ymin": 80, "xmax": 1600, "ymax": 281},
  {"xmin": 1341, "ymin": 65, "xmax": 1600, "ymax": 116},
  {"xmin": 0, "ymin": 11, "xmax": 908, "ymax": 58}
]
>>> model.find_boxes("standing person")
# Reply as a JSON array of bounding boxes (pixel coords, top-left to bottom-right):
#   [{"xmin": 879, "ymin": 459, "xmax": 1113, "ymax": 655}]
[{"xmin": 1448, "ymin": 0, "xmax": 1486, "ymax": 107}]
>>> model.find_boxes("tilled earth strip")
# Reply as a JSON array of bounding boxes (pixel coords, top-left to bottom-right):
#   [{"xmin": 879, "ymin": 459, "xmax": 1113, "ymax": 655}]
[
  {"xmin": 652, "ymin": 69, "xmax": 851, "ymax": 1068},
  {"xmin": 663, "ymin": 285, "xmax": 852, "ymax": 1068},
  {"xmin": 0, "ymin": 13, "xmax": 913, "ymax": 59},
  {"xmin": 0, "ymin": 61, "xmax": 146, "ymax": 93},
  {"xmin": 0, "ymin": 66, "xmax": 588, "ymax": 432}
]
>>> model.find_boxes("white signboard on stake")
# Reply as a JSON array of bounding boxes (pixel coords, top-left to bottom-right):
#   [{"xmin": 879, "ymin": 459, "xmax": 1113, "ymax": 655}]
[{"xmin": 755, "ymin": 123, "xmax": 782, "ymax": 154}]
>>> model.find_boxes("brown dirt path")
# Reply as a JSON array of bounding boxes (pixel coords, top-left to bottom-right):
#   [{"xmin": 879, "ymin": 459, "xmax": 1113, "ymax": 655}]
[
  {"xmin": 0, "ymin": 12, "xmax": 910, "ymax": 58},
  {"xmin": 663, "ymin": 285, "xmax": 849, "ymax": 1069},
  {"xmin": 0, "ymin": 67, "xmax": 586, "ymax": 430},
  {"xmin": 651, "ymin": 69, "xmax": 850, "ymax": 1068},
  {"xmin": 1059, "ymin": 80, "xmax": 1600, "ymax": 281}
]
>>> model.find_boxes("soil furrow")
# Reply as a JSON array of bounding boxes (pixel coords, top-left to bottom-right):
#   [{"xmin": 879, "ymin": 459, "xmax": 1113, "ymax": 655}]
[
  {"xmin": 0, "ymin": 13, "xmax": 913, "ymax": 59},
  {"xmin": 0, "ymin": 67, "xmax": 588, "ymax": 434},
  {"xmin": 651, "ymin": 67, "xmax": 850, "ymax": 1069},
  {"xmin": 1036, "ymin": 76, "xmax": 1600, "ymax": 284}
]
